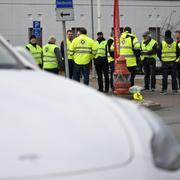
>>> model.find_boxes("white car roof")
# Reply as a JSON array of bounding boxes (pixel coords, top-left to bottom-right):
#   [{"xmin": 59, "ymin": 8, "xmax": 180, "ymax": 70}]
[{"xmin": 0, "ymin": 70, "xmax": 133, "ymax": 179}]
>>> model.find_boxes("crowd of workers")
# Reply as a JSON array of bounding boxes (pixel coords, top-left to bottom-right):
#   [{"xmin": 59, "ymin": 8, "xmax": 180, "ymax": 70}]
[{"xmin": 25, "ymin": 27, "xmax": 180, "ymax": 95}]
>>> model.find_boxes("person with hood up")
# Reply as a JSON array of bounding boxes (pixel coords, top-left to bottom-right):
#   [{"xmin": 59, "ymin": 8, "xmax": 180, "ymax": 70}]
[
  {"xmin": 94, "ymin": 32, "xmax": 109, "ymax": 93},
  {"xmin": 159, "ymin": 30, "xmax": 179, "ymax": 95}
]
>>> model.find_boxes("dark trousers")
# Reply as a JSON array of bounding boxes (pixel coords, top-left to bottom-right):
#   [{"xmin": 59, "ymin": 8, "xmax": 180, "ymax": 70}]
[
  {"xmin": 44, "ymin": 68, "xmax": 59, "ymax": 74},
  {"xmin": 162, "ymin": 62, "xmax": 177, "ymax": 91},
  {"xmin": 94, "ymin": 58, "xmax": 109, "ymax": 92},
  {"xmin": 73, "ymin": 63, "xmax": 90, "ymax": 85},
  {"xmin": 143, "ymin": 58, "xmax": 156, "ymax": 89},
  {"xmin": 109, "ymin": 61, "xmax": 115, "ymax": 89},
  {"xmin": 69, "ymin": 60, "xmax": 74, "ymax": 79},
  {"xmin": 176, "ymin": 62, "xmax": 180, "ymax": 89},
  {"xmin": 127, "ymin": 66, "xmax": 137, "ymax": 87}
]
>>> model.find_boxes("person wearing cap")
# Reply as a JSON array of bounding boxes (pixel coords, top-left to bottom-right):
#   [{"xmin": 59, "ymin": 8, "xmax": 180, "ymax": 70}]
[
  {"xmin": 69, "ymin": 28, "xmax": 97, "ymax": 85},
  {"xmin": 175, "ymin": 30, "xmax": 180, "ymax": 89},
  {"xmin": 60, "ymin": 30, "xmax": 74, "ymax": 79},
  {"xmin": 94, "ymin": 32, "xmax": 109, "ymax": 93},
  {"xmin": 42, "ymin": 36, "xmax": 62, "ymax": 74},
  {"xmin": 26, "ymin": 35, "xmax": 43, "ymax": 68},
  {"xmin": 141, "ymin": 31, "xmax": 158, "ymax": 91},
  {"xmin": 119, "ymin": 27, "xmax": 140, "ymax": 87},
  {"xmin": 159, "ymin": 30, "xmax": 178, "ymax": 95}
]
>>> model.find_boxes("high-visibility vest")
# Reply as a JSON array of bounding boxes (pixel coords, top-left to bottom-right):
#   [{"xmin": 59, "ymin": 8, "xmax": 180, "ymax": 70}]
[
  {"xmin": 120, "ymin": 32, "xmax": 139, "ymax": 67},
  {"xmin": 161, "ymin": 40, "xmax": 177, "ymax": 62},
  {"xmin": 69, "ymin": 34, "xmax": 97, "ymax": 65},
  {"xmin": 66, "ymin": 38, "xmax": 73, "ymax": 60},
  {"xmin": 141, "ymin": 39, "xmax": 157, "ymax": 61},
  {"xmin": 95, "ymin": 40, "xmax": 107, "ymax": 58},
  {"xmin": 43, "ymin": 44, "xmax": 58, "ymax": 69},
  {"xmin": 26, "ymin": 43, "xmax": 42, "ymax": 65},
  {"xmin": 107, "ymin": 37, "xmax": 114, "ymax": 62}
]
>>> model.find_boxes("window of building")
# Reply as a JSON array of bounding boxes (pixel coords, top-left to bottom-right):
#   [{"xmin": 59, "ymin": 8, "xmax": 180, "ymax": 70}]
[{"xmin": 149, "ymin": 27, "xmax": 161, "ymax": 44}]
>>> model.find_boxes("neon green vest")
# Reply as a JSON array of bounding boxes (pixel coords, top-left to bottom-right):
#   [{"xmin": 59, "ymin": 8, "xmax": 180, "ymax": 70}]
[
  {"xmin": 67, "ymin": 38, "xmax": 73, "ymax": 60},
  {"xmin": 161, "ymin": 40, "xmax": 176, "ymax": 62},
  {"xmin": 120, "ymin": 35, "xmax": 136, "ymax": 67},
  {"xmin": 43, "ymin": 44, "xmax": 58, "ymax": 69},
  {"xmin": 95, "ymin": 40, "xmax": 107, "ymax": 58},
  {"xmin": 107, "ymin": 37, "xmax": 114, "ymax": 62},
  {"xmin": 26, "ymin": 43, "xmax": 42, "ymax": 65},
  {"xmin": 141, "ymin": 39, "xmax": 157, "ymax": 61}
]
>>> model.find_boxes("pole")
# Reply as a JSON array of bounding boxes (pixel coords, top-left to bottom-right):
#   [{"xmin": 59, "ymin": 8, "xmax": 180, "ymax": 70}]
[
  {"xmin": 62, "ymin": 20, "xmax": 69, "ymax": 78},
  {"xmin": 97, "ymin": 0, "xmax": 101, "ymax": 32}
]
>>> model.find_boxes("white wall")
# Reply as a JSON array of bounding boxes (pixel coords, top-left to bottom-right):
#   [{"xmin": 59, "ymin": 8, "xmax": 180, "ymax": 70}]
[{"xmin": 0, "ymin": 0, "xmax": 179, "ymax": 46}]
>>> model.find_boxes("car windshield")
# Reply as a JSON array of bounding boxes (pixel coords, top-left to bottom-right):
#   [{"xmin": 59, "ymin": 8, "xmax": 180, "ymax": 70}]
[{"xmin": 0, "ymin": 42, "xmax": 24, "ymax": 69}]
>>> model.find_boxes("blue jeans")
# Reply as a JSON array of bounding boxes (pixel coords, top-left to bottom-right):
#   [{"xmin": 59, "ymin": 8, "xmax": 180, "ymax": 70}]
[
  {"xmin": 162, "ymin": 61, "xmax": 177, "ymax": 91},
  {"xmin": 73, "ymin": 63, "xmax": 90, "ymax": 85}
]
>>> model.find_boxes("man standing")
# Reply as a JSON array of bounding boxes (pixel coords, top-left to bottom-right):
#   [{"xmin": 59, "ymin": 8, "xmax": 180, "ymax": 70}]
[
  {"xmin": 159, "ymin": 30, "xmax": 178, "ymax": 95},
  {"xmin": 43, "ymin": 36, "xmax": 62, "ymax": 74},
  {"xmin": 60, "ymin": 30, "xmax": 74, "ymax": 79},
  {"xmin": 175, "ymin": 30, "xmax": 180, "ymax": 89},
  {"xmin": 120, "ymin": 27, "xmax": 140, "ymax": 87},
  {"xmin": 94, "ymin": 32, "xmax": 109, "ymax": 93},
  {"xmin": 26, "ymin": 35, "xmax": 43, "ymax": 68},
  {"xmin": 69, "ymin": 28, "xmax": 96, "ymax": 85},
  {"xmin": 106, "ymin": 31, "xmax": 114, "ymax": 90},
  {"xmin": 141, "ymin": 31, "xmax": 158, "ymax": 91}
]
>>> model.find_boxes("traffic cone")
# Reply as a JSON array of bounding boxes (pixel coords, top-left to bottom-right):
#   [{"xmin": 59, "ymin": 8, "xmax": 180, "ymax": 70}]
[{"xmin": 113, "ymin": 55, "xmax": 131, "ymax": 95}]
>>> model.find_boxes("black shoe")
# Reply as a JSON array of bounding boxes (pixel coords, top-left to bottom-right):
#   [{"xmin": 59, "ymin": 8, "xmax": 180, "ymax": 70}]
[
  {"xmin": 104, "ymin": 89, "xmax": 109, "ymax": 93},
  {"xmin": 172, "ymin": 90, "xmax": 179, "ymax": 95},
  {"xmin": 98, "ymin": 89, "xmax": 103, "ymax": 92}
]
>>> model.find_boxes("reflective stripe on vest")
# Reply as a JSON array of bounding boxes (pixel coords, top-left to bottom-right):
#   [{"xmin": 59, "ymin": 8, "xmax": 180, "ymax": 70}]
[
  {"xmin": 107, "ymin": 37, "xmax": 114, "ymax": 62},
  {"xmin": 141, "ymin": 39, "xmax": 157, "ymax": 61},
  {"xmin": 95, "ymin": 40, "xmax": 107, "ymax": 58},
  {"xmin": 26, "ymin": 44, "xmax": 42, "ymax": 65},
  {"xmin": 43, "ymin": 44, "xmax": 58, "ymax": 69},
  {"xmin": 161, "ymin": 40, "xmax": 176, "ymax": 62},
  {"xmin": 120, "ymin": 36, "xmax": 136, "ymax": 67}
]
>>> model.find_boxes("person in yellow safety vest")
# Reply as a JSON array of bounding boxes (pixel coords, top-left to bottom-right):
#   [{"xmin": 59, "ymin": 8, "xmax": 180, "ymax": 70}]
[
  {"xmin": 26, "ymin": 35, "xmax": 43, "ymax": 68},
  {"xmin": 141, "ymin": 31, "xmax": 158, "ymax": 92},
  {"xmin": 175, "ymin": 30, "xmax": 180, "ymax": 89},
  {"xmin": 60, "ymin": 30, "xmax": 74, "ymax": 79},
  {"xmin": 94, "ymin": 32, "xmax": 109, "ymax": 93},
  {"xmin": 120, "ymin": 27, "xmax": 141, "ymax": 87},
  {"xmin": 159, "ymin": 30, "xmax": 178, "ymax": 95},
  {"xmin": 43, "ymin": 36, "xmax": 63, "ymax": 74},
  {"xmin": 69, "ymin": 28, "xmax": 97, "ymax": 85},
  {"xmin": 106, "ymin": 31, "xmax": 114, "ymax": 90}
]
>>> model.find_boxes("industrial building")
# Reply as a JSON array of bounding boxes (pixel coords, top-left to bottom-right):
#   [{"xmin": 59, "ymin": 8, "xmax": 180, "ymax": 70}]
[{"xmin": 0, "ymin": 0, "xmax": 180, "ymax": 46}]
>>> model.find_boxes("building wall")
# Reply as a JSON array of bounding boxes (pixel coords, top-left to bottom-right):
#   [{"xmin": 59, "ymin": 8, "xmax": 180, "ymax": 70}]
[{"xmin": 0, "ymin": 0, "xmax": 180, "ymax": 46}]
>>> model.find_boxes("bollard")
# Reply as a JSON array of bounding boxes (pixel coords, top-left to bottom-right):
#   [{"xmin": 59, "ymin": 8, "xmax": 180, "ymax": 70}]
[{"xmin": 113, "ymin": 55, "xmax": 131, "ymax": 95}]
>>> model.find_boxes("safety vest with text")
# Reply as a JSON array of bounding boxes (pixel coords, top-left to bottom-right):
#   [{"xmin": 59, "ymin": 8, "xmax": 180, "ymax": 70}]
[
  {"xmin": 141, "ymin": 39, "xmax": 157, "ymax": 61},
  {"xmin": 43, "ymin": 44, "xmax": 58, "ymax": 69},
  {"xmin": 26, "ymin": 43, "xmax": 42, "ymax": 65},
  {"xmin": 69, "ymin": 34, "xmax": 97, "ymax": 65},
  {"xmin": 161, "ymin": 40, "xmax": 177, "ymax": 62}
]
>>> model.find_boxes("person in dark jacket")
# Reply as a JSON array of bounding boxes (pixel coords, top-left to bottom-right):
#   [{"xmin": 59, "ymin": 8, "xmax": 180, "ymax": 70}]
[
  {"xmin": 175, "ymin": 30, "xmax": 180, "ymax": 89},
  {"xmin": 158, "ymin": 30, "xmax": 178, "ymax": 95},
  {"xmin": 94, "ymin": 32, "xmax": 109, "ymax": 93}
]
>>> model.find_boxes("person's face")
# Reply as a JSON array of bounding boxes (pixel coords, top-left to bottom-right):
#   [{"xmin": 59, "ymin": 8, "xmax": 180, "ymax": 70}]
[
  {"xmin": 143, "ymin": 36, "xmax": 150, "ymax": 42},
  {"xmin": 97, "ymin": 34, "xmax": 103, "ymax": 39},
  {"xmin": 77, "ymin": 31, "xmax": 81, "ymax": 37},
  {"xmin": 175, "ymin": 32, "xmax": 180, "ymax": 40},
  {"xmin": 67, "ymin": 32, "xmax": 73, "ymax": 40},
  {"xmin": 30, "ymin": 38, "xmax": 37, "ymax": 44}
]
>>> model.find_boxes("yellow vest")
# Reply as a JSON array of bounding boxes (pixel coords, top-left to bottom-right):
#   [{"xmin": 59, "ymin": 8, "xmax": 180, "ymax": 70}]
[
  {"xmin": 107, "ymin": 37, "xmax": 114, "ymax": 62},
  {"xmin": 141, "ymin": 39, "xmax": 157, "ymax": 61},
  {"xmin": 26, "ymin": 43, "xmax": 42, "ymax": 65},
  {"xmin": 95, "ymin": 40, "xmax": 107, "ymax": 58},
  {"xmin": 161, "ymin": 40, "xmax": 177, "ymax": 62},
  {"xmin": 43, "ymin": 44, "xmax": 58, "ymax": 69},
  {"xmin": 69, "ymin": 34, "xmax": 97, "ymax": 65},
  {"xmin": 120, "ymin": 32, "xmax": 138, "ymax": 67}
]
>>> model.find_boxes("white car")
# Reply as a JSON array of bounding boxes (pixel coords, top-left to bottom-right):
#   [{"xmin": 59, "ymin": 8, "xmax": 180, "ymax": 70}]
[{"xmin": 0, "ymin": 35, "xmax": 180, "ymax": 180}]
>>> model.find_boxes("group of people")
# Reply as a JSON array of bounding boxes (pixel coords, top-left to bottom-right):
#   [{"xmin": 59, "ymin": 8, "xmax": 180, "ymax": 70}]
[{"xmin": 26, "ymin": 27, "xmax": 180, "ymax": 95}]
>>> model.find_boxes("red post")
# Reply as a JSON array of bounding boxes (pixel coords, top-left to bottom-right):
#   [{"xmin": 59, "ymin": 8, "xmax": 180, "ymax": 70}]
[{"xmin": 113, "ymin": 0, "xmax": 131, "ymax": 95}]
